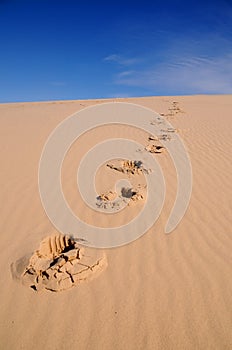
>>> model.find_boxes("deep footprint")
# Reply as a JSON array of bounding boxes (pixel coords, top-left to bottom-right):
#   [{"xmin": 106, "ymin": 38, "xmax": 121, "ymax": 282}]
[{"xmin": 11, "ymin": 233, "xmax": 107, "ymax": 292}]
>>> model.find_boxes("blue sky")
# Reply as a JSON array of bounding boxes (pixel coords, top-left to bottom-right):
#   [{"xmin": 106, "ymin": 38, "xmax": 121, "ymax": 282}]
[{"xmin": 0, "ymin": 0, "xmax": 232, "ymax": 102}]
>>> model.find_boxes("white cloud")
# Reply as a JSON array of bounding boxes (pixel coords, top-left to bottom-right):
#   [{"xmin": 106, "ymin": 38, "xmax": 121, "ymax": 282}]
[
  {"xmin": 104, "ymin": 54, "xmax": 140, "ymax": 66},
  {"xmin": 115, "ymin": 53, "xmax": 232, "ymax": 94},
  {"xmin": 104, "ymin": 34, "xmax": 232, "ymax": 94},
  {"xmin": 117, "ymin": 70, "xmax": 134, "ymax": 78}
]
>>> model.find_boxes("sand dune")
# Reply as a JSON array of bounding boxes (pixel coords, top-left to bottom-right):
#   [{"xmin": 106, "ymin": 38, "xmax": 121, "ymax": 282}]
[{"xmin": 0, "ymin": 95, "xmax": 231, "ymax": 349}]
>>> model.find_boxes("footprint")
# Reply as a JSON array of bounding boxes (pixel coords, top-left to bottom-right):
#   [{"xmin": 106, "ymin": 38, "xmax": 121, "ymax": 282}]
[
  {"xmin": 11, "ymin": 233, "xmax": 107, "ymax": 292},
  {"xmin": 96, "ymin": 190, "xmax": 122, "ymax": 210},
  {"xmin": 107, "ymin": 159, "xmax": 151, "ymax": 175},
  {"xmin": 121, "ymin": 185, "xmax": 145, "ymax": 203},
  {"xmin": 145, "ymin": 144, "xmax": 165, "ymax": 154}
]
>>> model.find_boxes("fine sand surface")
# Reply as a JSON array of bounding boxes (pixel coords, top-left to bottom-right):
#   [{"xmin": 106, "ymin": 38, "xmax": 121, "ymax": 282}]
[{"xmin": 0, "ymin": 95, "xmax": 232, "ymax": 349}]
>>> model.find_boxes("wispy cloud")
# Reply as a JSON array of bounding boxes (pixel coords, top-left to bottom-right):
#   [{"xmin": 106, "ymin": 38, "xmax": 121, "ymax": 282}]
[
  {"xmin": 117, "ymin": 70, "xmax": 135, "ymax": 78},
  {"xmin": 104, "ymin": 54, "xmax": 140, "ymax": 66},
  {"xmin": 115, "ymin": 53, "xmax": 232, "ymax": 94},
  {"xmin": 103, "ymin": 25, "xmax": 232, "ymax": 94}
]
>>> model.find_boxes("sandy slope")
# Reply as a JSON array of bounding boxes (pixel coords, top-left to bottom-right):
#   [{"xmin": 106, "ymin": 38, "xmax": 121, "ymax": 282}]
[{"xmin": 0, "ymin": 95, "xmax": 231, "ymax": 349}]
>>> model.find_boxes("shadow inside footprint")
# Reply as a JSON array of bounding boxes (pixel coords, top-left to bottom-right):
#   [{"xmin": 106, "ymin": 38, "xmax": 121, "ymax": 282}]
[{"xmin": 121, "ymin": 187, "xmax": 137, "ymax": 198}]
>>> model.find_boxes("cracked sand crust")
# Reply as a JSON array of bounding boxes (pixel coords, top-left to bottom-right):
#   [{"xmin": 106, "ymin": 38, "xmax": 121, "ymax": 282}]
[{"xmin": 11, "ymin": 233, "xmax": 107, "ymax": 292}]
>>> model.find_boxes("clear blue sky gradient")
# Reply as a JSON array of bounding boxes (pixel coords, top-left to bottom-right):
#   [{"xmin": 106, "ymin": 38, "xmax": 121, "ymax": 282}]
[{"xmin": 0, "ymin": 0, "xmax": 232, "ymax": 102}]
